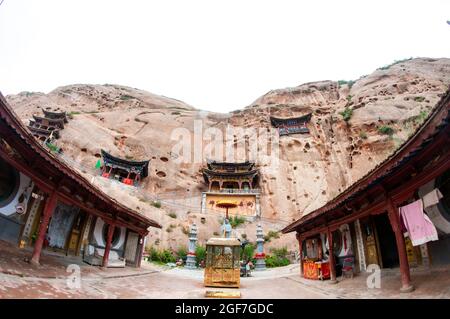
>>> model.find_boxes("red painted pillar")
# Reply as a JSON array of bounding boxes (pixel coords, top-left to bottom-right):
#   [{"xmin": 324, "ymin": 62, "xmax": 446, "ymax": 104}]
[
  {"xmin": 102, "ymin": 223, "xmax": 115, "ymax": 268},
  {"xmin": 30, "ymin": 191, "xmax": 58, "ymax": 265},
  {"xmin": 296, "ymin": 233, "xmax": 304, "ymax": 277},
  {"xmin": 327, "ymin": 229, "xmax": 337, "ymax": 283},
  {"xmin": 387, "ymin": 199, "xmax": 414, "ymax": 293}
]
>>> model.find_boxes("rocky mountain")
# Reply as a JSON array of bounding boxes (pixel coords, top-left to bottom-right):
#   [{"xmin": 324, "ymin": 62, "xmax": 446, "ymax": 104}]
[{"xmin": 5, "ymin": 57, "xmax": 450, "ymax": 251}]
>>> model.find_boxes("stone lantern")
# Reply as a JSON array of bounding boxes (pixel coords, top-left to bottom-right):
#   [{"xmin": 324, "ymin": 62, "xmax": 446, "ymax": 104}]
[
  {"xmin": 255, "ymin": 224, "xmax": 266, "ymax": 271},
  {"xmin": 186, "ymin": 223, "xmax": 198, "ymax": 269}
]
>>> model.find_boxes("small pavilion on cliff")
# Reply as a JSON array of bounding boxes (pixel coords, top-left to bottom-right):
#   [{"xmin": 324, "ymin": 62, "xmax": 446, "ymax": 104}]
[
  {"xmin": 202, "ymin": 160, "xmax": 259, "ymax": 191},
  {"xmin": 282, "ymin": 89, "xmax": 450, "ymax": 292},
  {"xmin": 0, "ymin": 93, "xmax": 161, "ymax": 268},
  {"xmin": 201, "ymin": 160, "xmax": 261, "ymax": 220},
  {"xmin": 270, "ymin": 113, "xmax": 312, "ymax": 136},
  {"xmin": 100, "ymin": 150, "xmax": 149, "ymax": 186}
]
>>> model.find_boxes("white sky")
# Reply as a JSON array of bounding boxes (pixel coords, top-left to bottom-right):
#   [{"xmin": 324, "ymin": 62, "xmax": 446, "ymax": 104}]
[{"xmin": 1, "ymin": 0, "xmax": 449, "ymax": 112}]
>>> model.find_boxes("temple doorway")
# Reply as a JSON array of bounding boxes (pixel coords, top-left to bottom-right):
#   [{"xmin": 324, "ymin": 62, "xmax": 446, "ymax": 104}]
[
  {"xmin": 373, "ymin": 213, "xmax": 399, "ymax": 269},
  {"xmin": 124, "ymin": 231, "xmax": 139, "ymax": 265},
  {"xmin": 46, "ymin": 203, "xmax": 87, "ymax": 256}
]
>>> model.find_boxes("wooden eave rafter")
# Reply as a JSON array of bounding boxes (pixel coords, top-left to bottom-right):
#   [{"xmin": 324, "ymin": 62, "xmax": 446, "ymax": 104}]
[
  {"xmin": 0, "ymin": 94, "xmax": 161, "ymax": 232},
  {"xmin": 283, "ymin": 89, "xmax": 450, "ymax": 235}
]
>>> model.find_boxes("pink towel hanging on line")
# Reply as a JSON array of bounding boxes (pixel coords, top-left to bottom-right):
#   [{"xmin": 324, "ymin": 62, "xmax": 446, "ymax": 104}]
[{"xmin": 398, "ymin": 199, "xmax": 438, "ymax": 246}]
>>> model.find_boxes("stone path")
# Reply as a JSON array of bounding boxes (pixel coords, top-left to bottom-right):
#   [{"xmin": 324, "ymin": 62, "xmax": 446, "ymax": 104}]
[{"xmin": 1, "ymin": 241, "xmax": 449, "ymax": 299}]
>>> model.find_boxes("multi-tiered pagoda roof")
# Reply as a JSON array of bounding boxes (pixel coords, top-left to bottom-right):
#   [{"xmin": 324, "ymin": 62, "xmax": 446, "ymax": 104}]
[
  {"xmin": 203, "ymin": 160, "xmax": 259, "ymax": 190},
  {"xmin": 270, "ymin": 113, "xmax": 312, "ymax": 136}
]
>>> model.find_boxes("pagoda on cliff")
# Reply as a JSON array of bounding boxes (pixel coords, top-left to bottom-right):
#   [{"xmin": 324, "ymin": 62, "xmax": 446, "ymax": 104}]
[
  {"xmin": 201, "ymin": 160, "xmax": 261, "ymax": 220},
  {"xmin": 27, "ymin": 109, "xmax": 67, "ymax": 143},
  {"xmin": 270, "ymin": 113, "xmax": 312, "ymax": 136},
  {"xmin": 203, "ymin": 160, "xmax": 259, "ymax": 191},
  {"xmin": 100, "ymin": 150, "xmax": 149, "ymax": 186}
]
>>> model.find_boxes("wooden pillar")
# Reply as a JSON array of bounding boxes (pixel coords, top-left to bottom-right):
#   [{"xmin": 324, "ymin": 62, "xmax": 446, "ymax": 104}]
[
  {"xmin": 327, "ymin": 228, "xmax": 337, "ymax": 283},
  {"xmin": 387, "ymin": 199, "xmax": 414, "ymax": 293},
  {"xmin": 30, "ymin": 191, "xmax": 58, "ymax": 265},
  {"xmin": 102, "ymin": 223, "xmax": 115, "ymax": 268},
  {"xmin": 296, "ymin": 233, "xmax": 304, "ymax": 277}
]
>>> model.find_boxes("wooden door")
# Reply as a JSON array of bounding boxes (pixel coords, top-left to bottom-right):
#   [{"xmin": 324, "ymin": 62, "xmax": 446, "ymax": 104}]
[
  {"xmin": 124, "ymin": 231, "xmax": 139, "ymax": 263},
  {"xmin": 66, "ymin": 211, "xmax": 87, "ymax": 256},
  {"xmin": 361, "ymin": 218, "xmax": 380, "ymax": 267},
  {"xmin": 68, "ymin": 230, "xmax": 80, "ymax": 253}
]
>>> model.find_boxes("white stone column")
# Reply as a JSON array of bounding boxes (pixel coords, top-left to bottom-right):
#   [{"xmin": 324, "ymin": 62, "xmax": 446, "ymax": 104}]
[
  {"xmin": 254, "ymin": 224, "xmax": 266, "ymax": 271},
  {"xmin": 186, "ymin": 223, "xmax": 198, "ymax": 269}
]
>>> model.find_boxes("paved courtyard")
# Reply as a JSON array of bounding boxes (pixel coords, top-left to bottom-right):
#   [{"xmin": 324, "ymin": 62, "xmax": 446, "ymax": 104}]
[{"xmin": 0, "ymin": 241, "xmax": 449, "ymax": 299}]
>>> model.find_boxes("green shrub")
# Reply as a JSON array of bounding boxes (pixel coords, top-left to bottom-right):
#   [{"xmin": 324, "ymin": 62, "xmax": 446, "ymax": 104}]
[
  {"xmin": 151, "ymin": 201, "xmax": 161, "ymax": 208},
  {"xmin": 265, "ymin": 255, "xmax": 290, "ymax": 268},
  {"xmin": 241, "ymin": 243, "xmax": 255, "ymax": 261},
  {"xmin": 168, "ymin": 212, "xmax": 177, "ymax": 219},
  {"xmin": 271, "ymin": 247, "xmax": 289, "ymax": 258},
  {"xmin": 264, "ymin": 230, "xmax": 280, "ymax": 242},
  {"xmin": 337, "ymin": 80, "xmax": 355, "ymax": 89},
  {"xmin": 159, "ymin": 249, "xmax": 176, "ymax": 263},
  {"xmin": 149, "ymin": 246, "xmax": 159, "ymax": 261},
  {"xmin": 120, "ymin": 94, "xmax": 134, "ymax": 101},
  {"xmin": 339, "ymin": 107, "xmax": 353, "ymax": 122},
  {"xmin": 378, "ymin": 57, "xmax": 412, "ymax": 70},
  {"xmin": 416, "ymin": 110, "xmax": 429, "ymax": 124},
  {"xmin": 147, "ymin": 247, "xmax": 176, "ymax": 264},
  {"xmin": 195, "ymin": 246, "xmax": 206, "ymax": 266},
  {"xmin": 265, "ymin": 247, "xmax": 290, "ymax": 267},
  {"xmin": 229, "ymin": 215, "xmax": 246, "ymax": 228},
  {"xmin": 359, "ymin": 131, "xmax": 368, "ymax": 139},
  {"xmin": 378, "ymin": 125, "xmax": 395, "ymax": 136},
  {"xmin": 414, "ymin": 96, "xmax": 426, "ymax": 102},
  {"xmin": 176, "ymin": 247, "xmax": 187, "ymax": 261}
]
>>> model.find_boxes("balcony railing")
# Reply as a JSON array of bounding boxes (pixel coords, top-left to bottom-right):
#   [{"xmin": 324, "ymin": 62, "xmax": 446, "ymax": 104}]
[{"xmin": 207, "ymin": 188, "xmax": 260, "ymax": 194}]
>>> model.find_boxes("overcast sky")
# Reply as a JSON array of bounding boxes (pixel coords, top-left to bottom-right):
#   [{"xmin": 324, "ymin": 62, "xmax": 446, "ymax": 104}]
[{"xmin": 1, "ymin": 0, "xmax": 449, "ymax": 112}]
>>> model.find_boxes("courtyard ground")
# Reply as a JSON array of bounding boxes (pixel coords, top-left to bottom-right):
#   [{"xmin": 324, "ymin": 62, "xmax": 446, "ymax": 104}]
[{"xmin": 0, "ymin": 241, "xmax": 449, "ymax": 299}]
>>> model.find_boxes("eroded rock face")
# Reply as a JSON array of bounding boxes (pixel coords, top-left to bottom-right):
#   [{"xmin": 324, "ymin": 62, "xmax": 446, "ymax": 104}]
[{"xmin": 6, "ymin": 58, "xmax": 450, "ymax": 251}]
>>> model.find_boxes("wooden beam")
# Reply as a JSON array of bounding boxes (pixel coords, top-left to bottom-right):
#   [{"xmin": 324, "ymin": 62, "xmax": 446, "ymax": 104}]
[
  {"xmin": 0, "ymin": 147, "xmax": 55, "ymax": 193},
  {"xmin": 390, "ymin": 153, "xmax": 450, "ymax": 204}
]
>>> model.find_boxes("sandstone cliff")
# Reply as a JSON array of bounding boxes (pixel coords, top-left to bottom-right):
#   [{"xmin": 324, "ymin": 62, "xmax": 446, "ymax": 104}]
[{"xmin": 6, "ymin": 57, "xmax": 450, "ymax": 251}]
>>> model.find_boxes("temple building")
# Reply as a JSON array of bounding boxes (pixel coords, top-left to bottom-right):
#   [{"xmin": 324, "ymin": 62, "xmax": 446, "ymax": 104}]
[
  {"xmin": 100, "ymin": 150, "xmax": 149, "ymax": 186},
  {"xmin": 282, "ymin": 89, "xmax": 450, "ymax": 292},
  {"xmin": 201, "ymin": 160, "xmax": 261, "ymax": 219},
  {"xmin": 0, "ymin": 94, "xmax": 161, "ymax": 268},
  {"xmin": 27, "ymin": 109, "xmax": 68, "ymax": 144},
  {"xmin": 270, "ymin": 113, "xmax": 312, "ymax": 136}
]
